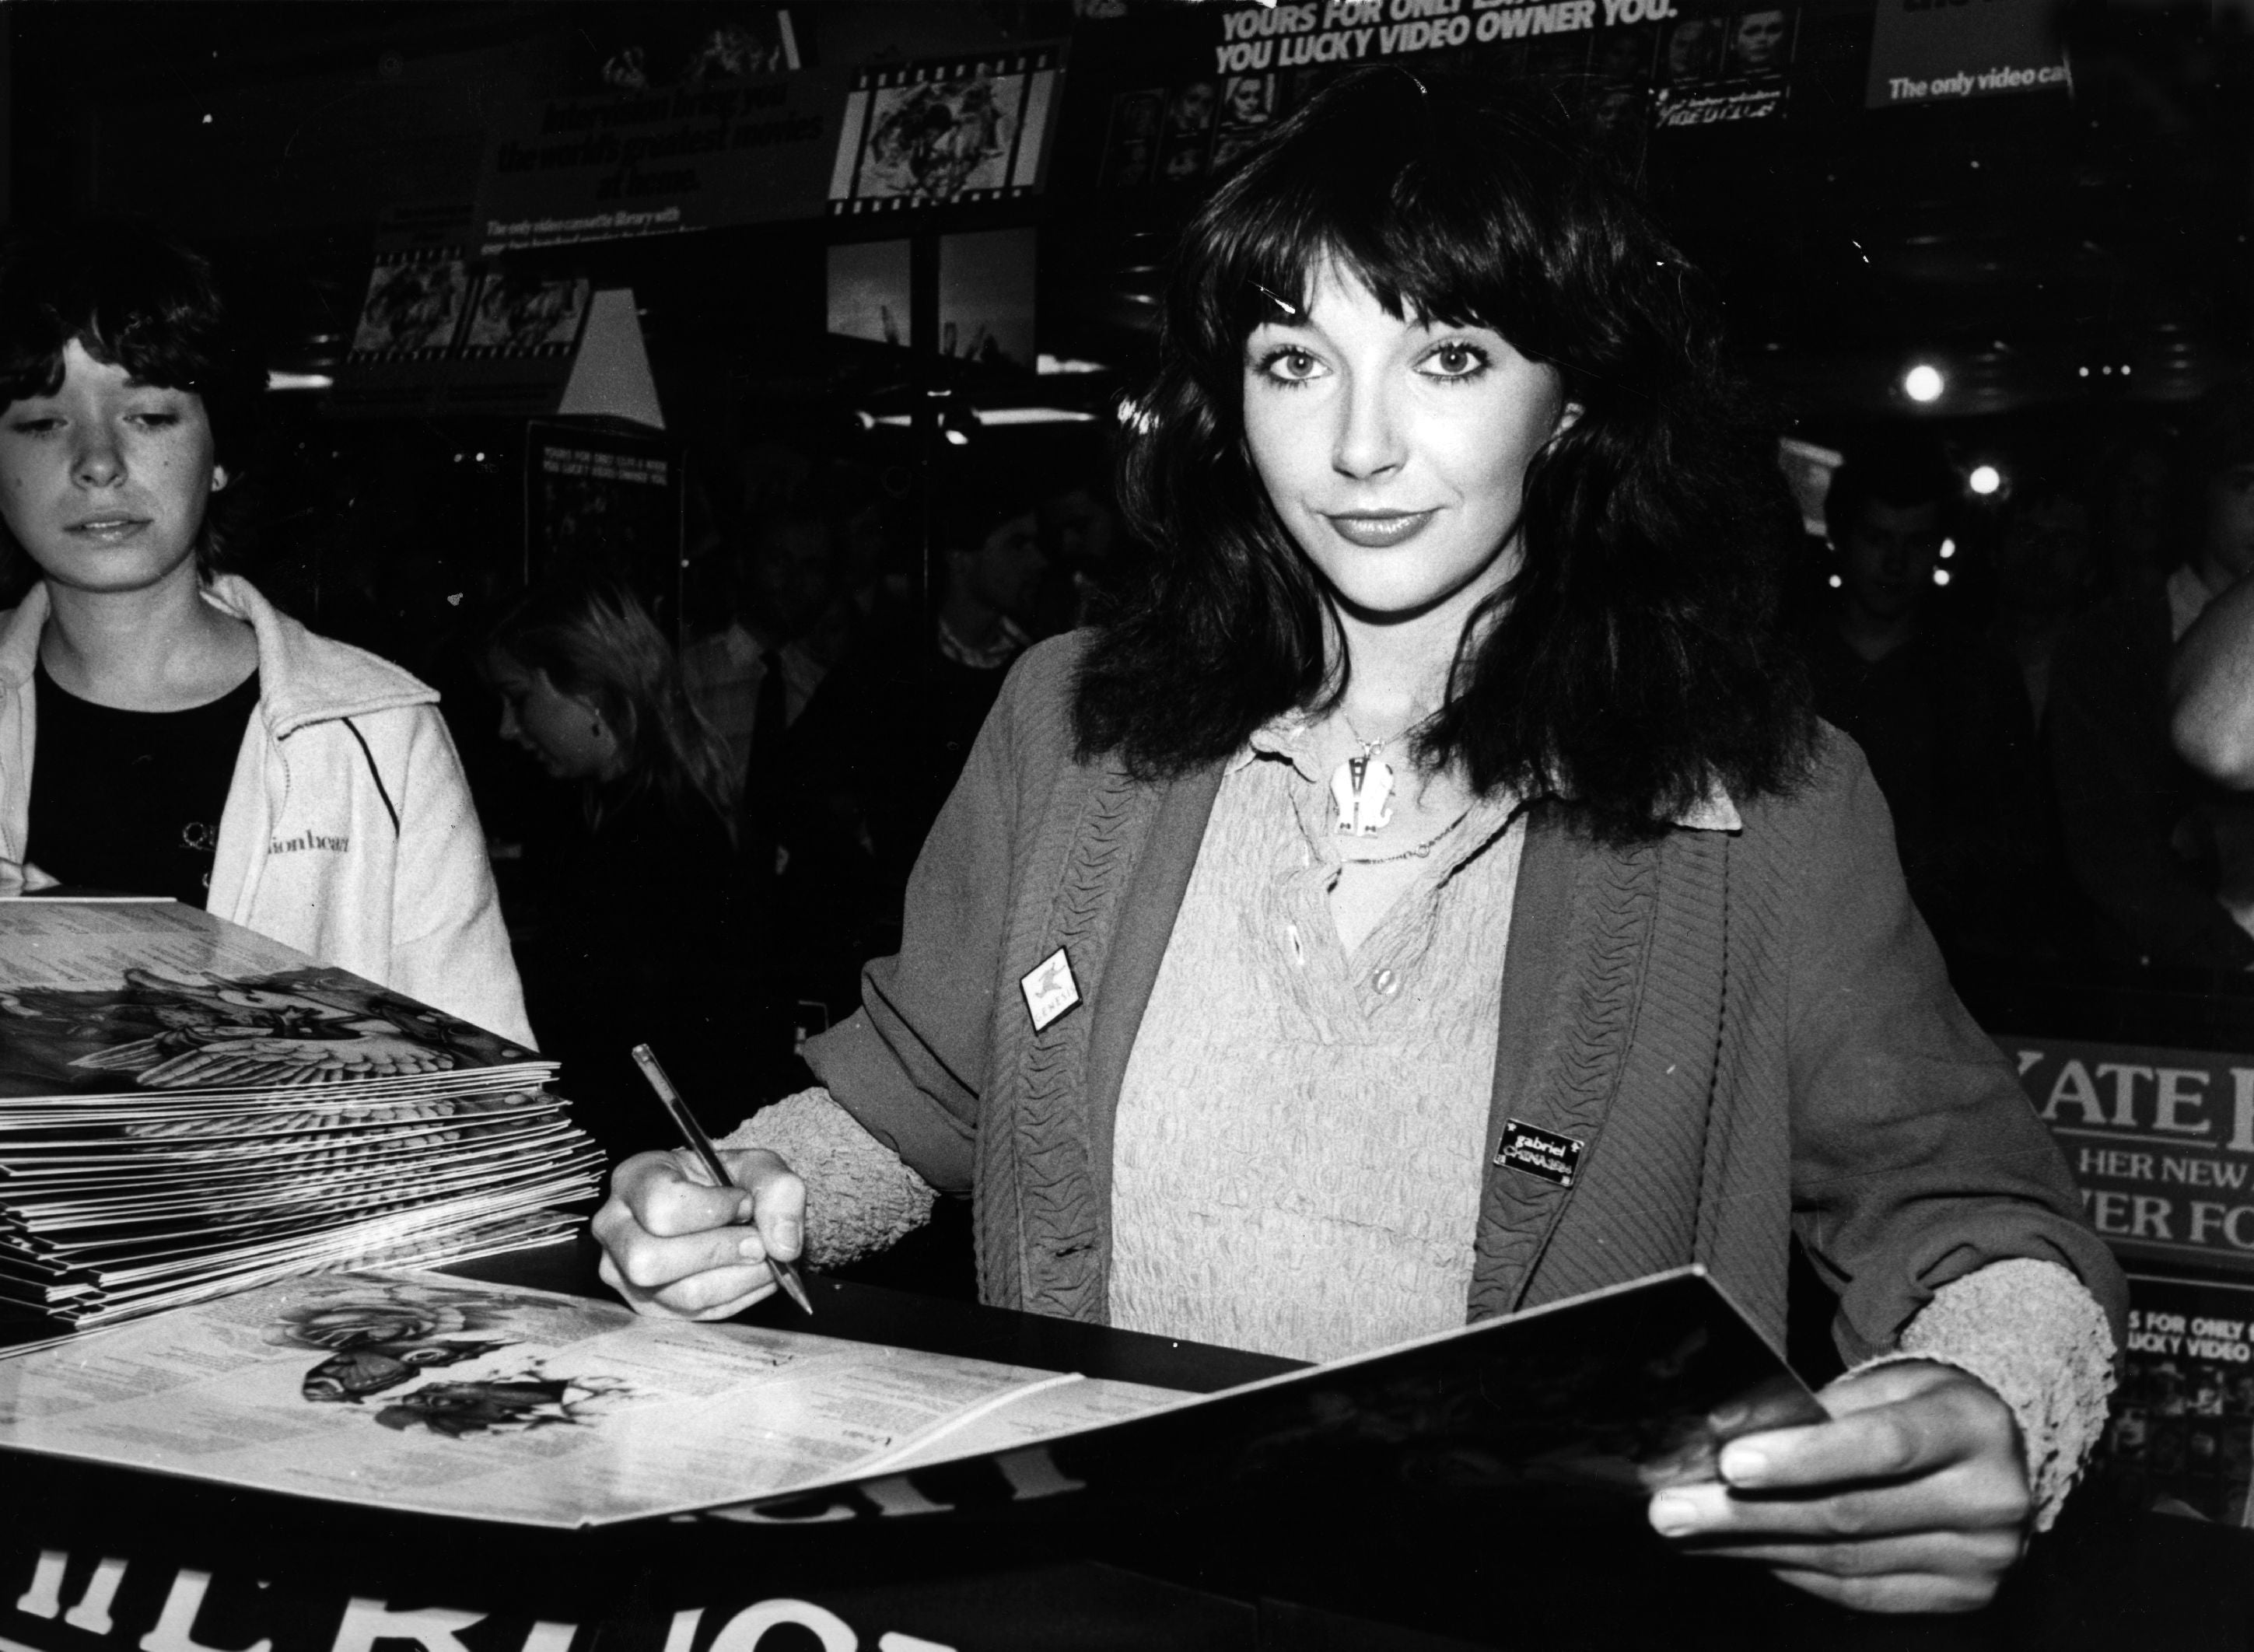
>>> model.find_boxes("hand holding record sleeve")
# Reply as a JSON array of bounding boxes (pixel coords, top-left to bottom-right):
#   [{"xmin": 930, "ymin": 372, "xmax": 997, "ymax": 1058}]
[
  {"xmin": 1647, "ymin": 1359, "xmax": 2031, "ymax": 1614},
  {"xmin": 594, "ymin": 1146, "xmax": 806, "ymax": 1321}
]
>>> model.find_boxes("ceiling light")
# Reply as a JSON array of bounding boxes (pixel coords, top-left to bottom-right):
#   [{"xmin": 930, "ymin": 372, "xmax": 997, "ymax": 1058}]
[
  {"xmin": 1902, "ymin": 364, "xmax": 1944, "ymax": 404},
  {"xmin": 1967, "ymin": 466, "xmax": 2000, "ymax": 496}
]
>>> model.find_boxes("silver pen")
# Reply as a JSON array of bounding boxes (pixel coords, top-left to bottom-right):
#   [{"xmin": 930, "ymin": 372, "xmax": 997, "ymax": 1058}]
[{"xmin": 629, "ymin": 1043, "xmax": 814, "ymax": 1316}]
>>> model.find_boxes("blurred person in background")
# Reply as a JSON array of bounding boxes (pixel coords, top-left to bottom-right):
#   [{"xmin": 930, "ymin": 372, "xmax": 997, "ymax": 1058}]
[
  {"xmin": 488, "ymin": 574, "xmax": 781, "ymax": 1157},
  {"xmin": 681, "ymin": 506, "xmax": 856, "ymax": 814},
  {"xmin": 2092, "ymin": 425, "xmax": 2175, "ymax": 600},
  {"xmin": 1795, "ymin": 442, "xmax": 2040, "ymax": 953},
  {"xmin": 1986, "ymin": 469, "xmax": 2100, "ymax": 729},
  {"xmin": 2054, "ymin": 380, "xmax": 2254, "ymax": 968},
  {"xmin": 772, "ymin": 477, "xmax": 1050, "ymax": 1027}
]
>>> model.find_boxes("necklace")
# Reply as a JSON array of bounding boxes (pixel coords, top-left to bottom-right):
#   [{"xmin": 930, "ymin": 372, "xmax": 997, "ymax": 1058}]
[
  {"xmin": 1329, "ymin": 711, "xmax": 1423, "ymax": 837},
  {"xmin": 1339, "ymin": 808, "xmax": 1469, "ymax": 866}
]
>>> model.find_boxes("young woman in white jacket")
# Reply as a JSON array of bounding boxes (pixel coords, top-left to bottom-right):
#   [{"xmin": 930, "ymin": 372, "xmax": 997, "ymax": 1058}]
[{"xmin": 0, "ymin": 227, "xmax": 531, "ymax": 1048}]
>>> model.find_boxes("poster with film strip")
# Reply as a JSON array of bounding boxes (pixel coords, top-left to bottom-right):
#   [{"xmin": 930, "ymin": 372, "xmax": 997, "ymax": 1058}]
[
  {"xmin": 827, "ymin": 46, "xmax": 1062, "ymax": 214},
  {"xmin": 348, "ymin": 251, "xmax": 471, "ymax": 360}
]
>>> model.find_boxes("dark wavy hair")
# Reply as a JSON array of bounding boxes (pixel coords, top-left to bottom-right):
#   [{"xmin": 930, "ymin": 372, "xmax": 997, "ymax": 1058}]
[
  {"xmin": 488, "ymin": 575, "xmax": 740, "ymax": 844},
  {"xmin": 1076, "ymin": 68, "xmax": 1812, "ymax": 841},
  {"xmin": 0, "ymin": 226, "xmax": 265, "ymax": 576}
]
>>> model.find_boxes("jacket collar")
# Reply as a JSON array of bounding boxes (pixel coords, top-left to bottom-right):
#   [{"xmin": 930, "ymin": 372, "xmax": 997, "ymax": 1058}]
[{"xmin": 0, "ymin": 575, "xmax": 437, "ymax": 736}]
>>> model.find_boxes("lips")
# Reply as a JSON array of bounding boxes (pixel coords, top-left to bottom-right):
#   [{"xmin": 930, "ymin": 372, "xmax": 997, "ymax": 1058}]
[
  {"xmin": 66, "ymin": 513, "xmax": 151, "ymax": 538},
  {"xmin": 1324, "ymin": 509, "xmax": 1438, "ymax": 548}
]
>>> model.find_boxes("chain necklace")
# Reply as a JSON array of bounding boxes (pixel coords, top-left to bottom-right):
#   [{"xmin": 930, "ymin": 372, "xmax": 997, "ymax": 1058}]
[
  {"xmin": 1329, "ymin": 709, "xmax": 1428, "ymax": 838},
  {"xmin": 1339, "ymin": 807, "xmax": 1471, "ymax": 866}
]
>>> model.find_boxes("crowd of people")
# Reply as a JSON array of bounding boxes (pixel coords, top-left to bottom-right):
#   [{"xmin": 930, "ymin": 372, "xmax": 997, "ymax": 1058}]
[{"xmin": 1794, "ymin": 396, "xmax": 2254, "ymax": 978}]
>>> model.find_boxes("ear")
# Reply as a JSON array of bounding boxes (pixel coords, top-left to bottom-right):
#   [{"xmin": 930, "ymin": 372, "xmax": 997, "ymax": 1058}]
[
  {"xmin": 1552, "ymin": 401, "xmax": 1585, "ymax": 439},
  {"xmin": 211, "ymin": 464, "xmax": 231, "ymax": 494}
]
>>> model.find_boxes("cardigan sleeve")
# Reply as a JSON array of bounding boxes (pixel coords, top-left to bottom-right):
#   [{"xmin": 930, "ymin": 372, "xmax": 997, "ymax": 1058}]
[
  {"xmin": 798, "ymin": 646, "xmax": 1045, "ymax": 1195},
  {"xmin": 1777, "ymin": 731, "xmax": 2129, "ymax": 1366}
]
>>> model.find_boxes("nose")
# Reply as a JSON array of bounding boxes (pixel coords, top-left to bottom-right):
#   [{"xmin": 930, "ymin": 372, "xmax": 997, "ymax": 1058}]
[
  {"xmin": 72, "ymin": 422, "xmax": 124, "ymax": 488},
  {"xmin": 1331, "ymin": 370, "xmax": 1405, "ymax": 482}
]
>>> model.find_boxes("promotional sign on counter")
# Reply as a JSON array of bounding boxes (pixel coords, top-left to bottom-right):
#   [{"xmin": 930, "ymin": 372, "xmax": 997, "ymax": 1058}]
[{"xmin": 2004, "ymin": 1034, "xmax": 2254, "ymax": 1272}]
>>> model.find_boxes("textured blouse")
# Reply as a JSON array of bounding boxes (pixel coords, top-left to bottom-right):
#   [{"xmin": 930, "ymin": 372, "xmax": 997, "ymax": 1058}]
[{"xmin": 1108, "ymin": 715, "xmax": 1524, "ymax": 1362}]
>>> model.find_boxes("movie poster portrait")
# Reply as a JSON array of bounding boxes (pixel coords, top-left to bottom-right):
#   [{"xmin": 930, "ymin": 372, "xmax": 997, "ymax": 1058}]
[
  {"xmin": 1724, "ymin": 7, "xmax": 1796, "ymax": 77},
  {"xmin": 1660, "ymin": 16, "xmax": 1725, "ymax": 82},
  {"xmin": 1101, "ymin": 88, "xmax": 1165, "ymax": 187},
  {"xmin": 1157, "ymin": 77, "xmax": 1219, "ymax": 183}
]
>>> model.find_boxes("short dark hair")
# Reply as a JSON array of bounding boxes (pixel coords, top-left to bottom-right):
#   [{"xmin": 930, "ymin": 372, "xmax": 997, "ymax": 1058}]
[
  {"xmin": 1822, "ymin": 440, "xmax": 1955, "ymax": 548},
  {"xmin": 1076, "ymin": 68, "xmax": 1811, "ymax": 842},
  {"xmin": 0, "ymin": 226, "xmax": 265, "ymax": 575}
]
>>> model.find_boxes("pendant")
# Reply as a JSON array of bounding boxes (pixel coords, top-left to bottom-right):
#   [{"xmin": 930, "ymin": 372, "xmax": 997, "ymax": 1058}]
[{"xmin": 1332, "ymin": 743, "xmax": 1395, "ymax": 837}]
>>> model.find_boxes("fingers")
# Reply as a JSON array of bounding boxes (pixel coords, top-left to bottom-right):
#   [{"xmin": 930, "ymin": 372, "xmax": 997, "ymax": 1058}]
[
  {"xmin": 596, "ymin": 1247, "xmax": 775, "ymax": 1321},
  {"xmin": 591, "ymin": 1148, "xmax": 806, "ymax": 1320},
  {"xmin": 1766, "ymin": 1562, "xmax": 2011, "ymax": 1615},
  {"xmin": 1717, "ymin": 1371, "xmax": 2009, "ymax": 1496},
  {"xmin": 614, "ymin": 1149, "xmax": 755, "ymax": 1236},
  {"xmin": 1646, "ymin": 1363, "xmax": 2034, "ymax": 1615},
  {"xmin": 744, "ymin": 1153, "xmax": 806, "ymax": 1264}
]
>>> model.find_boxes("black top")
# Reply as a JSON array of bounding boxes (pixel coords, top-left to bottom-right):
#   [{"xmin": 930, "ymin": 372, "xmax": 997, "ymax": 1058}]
[{"xmin": 26, "ymin": 660, "xmax": 260, "ymax": 906}]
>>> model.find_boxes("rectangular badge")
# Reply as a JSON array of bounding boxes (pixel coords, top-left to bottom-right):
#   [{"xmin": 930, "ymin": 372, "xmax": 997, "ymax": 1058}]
[
  {"xmin": 1020, "ymin": 947, "xmax": 1082, "ymax": 1032},
  {"xmin": 1494, "ymin": 1118, "xmax": 1585, "ymax": 1188}
]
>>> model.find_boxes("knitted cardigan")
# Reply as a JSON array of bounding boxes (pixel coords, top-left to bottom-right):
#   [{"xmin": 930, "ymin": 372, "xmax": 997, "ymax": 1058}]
[{"xmin": 804, "ymin": 637, "xmax": 2127, "ymax": 1363}]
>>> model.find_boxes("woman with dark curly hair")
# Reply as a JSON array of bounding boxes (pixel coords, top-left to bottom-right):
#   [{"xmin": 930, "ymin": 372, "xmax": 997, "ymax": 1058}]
[
  {"xmin": 592, "ymin": 70, "xmax": 2122, "ymax": 1612},
  {"xmin": 0, "ymin": 226, "xmax": 529, "ymax": 1045}
]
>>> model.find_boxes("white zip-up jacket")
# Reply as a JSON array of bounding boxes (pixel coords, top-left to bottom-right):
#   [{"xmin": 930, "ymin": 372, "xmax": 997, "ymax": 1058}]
[{"xmin": 0, "ymin": 575, "xmax": 534, "ymax": 1048}]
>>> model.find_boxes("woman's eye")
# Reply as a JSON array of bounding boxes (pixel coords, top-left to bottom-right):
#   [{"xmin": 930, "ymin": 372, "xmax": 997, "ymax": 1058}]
[
  {"xmin": 1255, "ymin": 346, "xmax": 1323, "ymax": 385},
  {"xmin": 7, "ymin": 416, "xmax": 60, "ymax": 436},
  {"xmin": 1424, "ymin": 342, "xmax": 1489, "ymax": 379},
  {"xmin": 129, "ymin": 411, "xmax": 180, "ymax": 429}
]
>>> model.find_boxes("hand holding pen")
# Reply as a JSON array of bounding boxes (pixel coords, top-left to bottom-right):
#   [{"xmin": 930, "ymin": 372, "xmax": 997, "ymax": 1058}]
[{"xmin": 593, "ymin": 1044, "xmax": 815, "ymax": 1320}]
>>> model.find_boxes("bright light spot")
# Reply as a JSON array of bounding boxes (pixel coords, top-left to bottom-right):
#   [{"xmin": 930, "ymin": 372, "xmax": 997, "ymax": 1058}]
[
  {"xmin": 1902, "ymin": 363, "xmax": 1944, "ymax": 404},
  {"xmin": 2079, "ymin": 366, "xmax": 2090, "ymax": 378},
  {"xmin": 265, "ymin": 371, "xmax": 333, "ymax": 392},
  {"xmin": 943, "ymin": 429, "xmax": 970, "ymax": 446},
  {"xmin": 1940, "ymin": 537, "xmax": 1955, "ymax": 559},
  {"xmin": 1827, "ymin": 573, "xmax": 1842, "ymax": 590},
  {"xmin": 974, "ymin": 407, "xmax": 1100, "ymax": 426},
  {"xmin": 474, "ymin": 453, "xmax": 485, "ymax": 463},
  {"xmin": 2122, "ymin": 364, "xmax": 2133, "ymax": 376},
  {"xmin": 1036, "ymin": 354, "xmax": 1110, "ymax": 376},
  {"xmin": 1933, "ymin": 568, "xmax": 1951, "ymax": 586},
  {"xmin": 1968, "ymin": 465, "xmax": 2001, "ymax": 495},
  {"xmin": 201, "ymin": 114, "xmax": 214, "ymax": 125}
]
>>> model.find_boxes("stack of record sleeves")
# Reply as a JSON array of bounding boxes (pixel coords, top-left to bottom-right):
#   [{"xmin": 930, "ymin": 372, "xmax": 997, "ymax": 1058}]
[{"xmin": 0, "ymin": 899, "xmax": 598, "ymax": 1335}]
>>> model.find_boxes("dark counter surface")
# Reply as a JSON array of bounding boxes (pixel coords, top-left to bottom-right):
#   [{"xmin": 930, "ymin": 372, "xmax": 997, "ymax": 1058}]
[{"xmin": 2, "ymin": 1240, "xmax": 2251, "ymax": 1650}]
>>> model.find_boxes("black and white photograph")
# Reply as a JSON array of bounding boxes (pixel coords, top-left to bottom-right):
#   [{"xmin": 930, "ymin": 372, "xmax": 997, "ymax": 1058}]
[{"xmin": 0, "ymin": 1, "xmax": 2249, "ymax": 1647}]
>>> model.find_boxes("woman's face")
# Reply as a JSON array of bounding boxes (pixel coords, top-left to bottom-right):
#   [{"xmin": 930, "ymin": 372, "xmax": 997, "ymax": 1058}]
[
  {"xmin": 1241, "ymin": 266, "xmax": 1575, "ymax": 625},
  {"xmin": 1731, "ymin": 9, "xmax": 1787, "ymax": 69},
  {"xmin": 0, "ymin": 338, "xmax": 225, "ymax": 599},
  {"xmin": 489, "ymin": 649, "xmax": 622, "ymax": 783}
]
